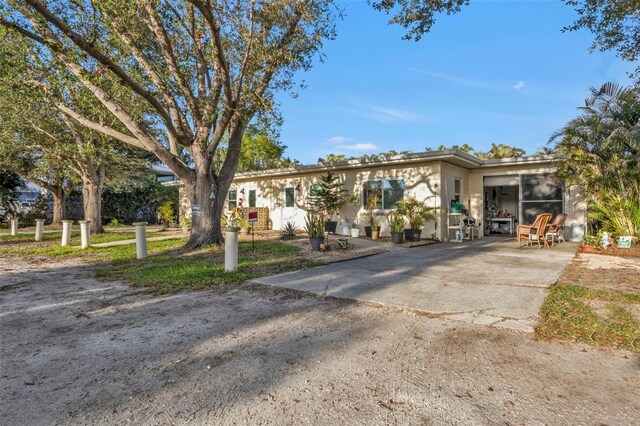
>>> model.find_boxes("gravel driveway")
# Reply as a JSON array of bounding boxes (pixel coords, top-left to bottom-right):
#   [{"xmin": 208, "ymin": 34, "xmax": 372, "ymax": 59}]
[{"xmin": 1, "ymin": 256, "xmax": 638, "ymax": 425}]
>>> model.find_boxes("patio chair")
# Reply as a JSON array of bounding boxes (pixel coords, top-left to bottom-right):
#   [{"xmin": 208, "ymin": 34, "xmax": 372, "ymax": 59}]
[
  {"xmin": 545, "ymin": 213, "xmax": 568, "ymax": 246},
  {"xmin": 517, "ymin": 213, "xmax": 552, "ymax": 248}
]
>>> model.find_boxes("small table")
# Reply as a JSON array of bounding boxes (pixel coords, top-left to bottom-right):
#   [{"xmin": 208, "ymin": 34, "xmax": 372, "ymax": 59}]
[{"xmin": 490, "ymin": 217, "xmax": 515, "ymax": 235}]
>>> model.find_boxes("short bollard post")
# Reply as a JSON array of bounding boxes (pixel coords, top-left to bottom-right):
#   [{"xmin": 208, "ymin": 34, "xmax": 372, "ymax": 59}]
[
  {"xmin": 35, "ymin": 219, "xmax": 45, "ymax": 242},
  {"xmin": 61, "ymin": 220, "xmax": 73, "ymax": 246},
  {"xmin": 133, "ymin": 222, "xmax": 148, "ymax": 259},
  {"xmin": 79, "ymin": 220, "xmax": 91, "ymax": 249},
  {"xmin": 10, "ymin": 218, "xmax": 18, "ymax": 236},
  {"xmin": 224, "ymin": 228, "xmax": 239, "ymax": 272}
]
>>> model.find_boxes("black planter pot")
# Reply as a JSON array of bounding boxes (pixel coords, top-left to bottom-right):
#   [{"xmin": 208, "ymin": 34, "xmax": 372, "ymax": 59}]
[
  {"xmin": 309, "ymin": 236, "xmax": 324, "ymax": 251},
  {"xmin": 391, "ymin": 232, "xmax": 404, "ymax": 244},
  {"xmin": 404, "ymin": 229, "xmax": 422, "ymax": 242},
  {"xmin": 324, "ymin": 221, "xmax": 337, "ymax": 234},
  {"xmin": 364, "ymin": 226, "xmax": 372, "ymax": 238}
]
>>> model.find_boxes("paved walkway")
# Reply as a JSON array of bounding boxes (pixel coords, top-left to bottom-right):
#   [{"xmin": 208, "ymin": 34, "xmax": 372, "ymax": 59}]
[{"xmin": 252, "ymin": 238, "xmax": 578, "ymax": 332}]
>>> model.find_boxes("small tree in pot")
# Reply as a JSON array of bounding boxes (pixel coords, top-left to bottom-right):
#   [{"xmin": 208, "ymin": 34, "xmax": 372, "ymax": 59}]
[
  {"xmin": 395, "ymin": 196, "xmax": 437, "ymax": 242},
  {"xmin": 346, "ymin": 193, "xmax": 361, "ymax": 237},
  {"xmin": 304, "ymin": 212, "xmax": 326, "ymax": 251},
  {"xmin": 308, "ymin": 172, "xmax": 347, "ymax": 234},
  {"xmin": 364, "ymin": 194, "xmax": 380, "ymax": 239},
  {"xmin": 387, "ymin": 210, "xmax": 406, "ymax": 244}
]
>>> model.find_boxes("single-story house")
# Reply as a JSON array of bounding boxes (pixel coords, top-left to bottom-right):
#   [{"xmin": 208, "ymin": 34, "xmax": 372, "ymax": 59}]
[{"xmin": 173, "ymin": 149, "xmax": 587, "ymax": 242}]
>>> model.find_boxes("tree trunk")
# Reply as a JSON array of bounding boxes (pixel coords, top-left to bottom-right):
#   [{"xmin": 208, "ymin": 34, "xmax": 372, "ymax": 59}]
[
  {"xmin": 82, "ymin": 181, "xmax": 103, "ymax": 233},
  {"xmin": 51, "ymin": 187, "xmax": 66, "ymax": 225}
]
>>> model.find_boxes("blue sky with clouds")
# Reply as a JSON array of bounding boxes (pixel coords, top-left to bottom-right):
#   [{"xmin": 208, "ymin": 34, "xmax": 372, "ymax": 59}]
[{"xmin": 275, "ymin": 0, "xmax": 636, "ymax": 164}]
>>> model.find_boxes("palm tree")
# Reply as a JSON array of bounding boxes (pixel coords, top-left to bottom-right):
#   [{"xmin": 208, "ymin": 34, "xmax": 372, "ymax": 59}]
[{"xmin": 550, "ymin": 82, "xmax": 640, "ymax": 238}]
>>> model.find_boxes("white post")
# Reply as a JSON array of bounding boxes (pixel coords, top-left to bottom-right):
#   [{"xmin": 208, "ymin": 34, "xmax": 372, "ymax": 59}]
[
  {"xmin": 79, "ymin": 220, "xmax": 91, "ymax": 249},
  {"xmin": 225, "ymin": 228, "xmax": 239, "ymax": 272},
  {"xmin": 10, "ymin": 218, "xmax": 18, "ymax": 236},
  {"xmin": 133, "ymin": 222, "xmax": 148, "ymax": 259},
  {"xmin": 35, "ymin": 219, "xmax": 45, "ymax": 242},
  {"xmin": 61, "ymin": 220, "xmax": 73, "ymax": 246}
]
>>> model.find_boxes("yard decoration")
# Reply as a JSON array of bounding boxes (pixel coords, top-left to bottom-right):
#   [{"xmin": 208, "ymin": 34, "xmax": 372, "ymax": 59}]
[
  {"xmin": 386, "ymin": 210, "xmax": 405, "ymax": 244},
  {"xmin": 395, "ymin": 196, "xmax": 437, "ymax": 242},
  {"xmin": 304, "ymin": 212, "xmax": 326, "ymax": 251},
  {"xmin": 308, "ymin": 172, "xmax": 347, "ymax": 234}
]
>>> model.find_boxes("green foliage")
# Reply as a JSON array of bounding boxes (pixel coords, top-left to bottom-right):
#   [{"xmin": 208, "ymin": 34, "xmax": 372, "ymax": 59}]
[
  {"xmin": 317, "ymin": 150, "xmax": 413, "ymax": 165},
  {"xmin": 98, "ymin": 240, "xmax": 322, "ymax": 294},
  {"xmin": 371, "ymin": 0, "xmax": 468, "ymax": 42},
  {"xmin": 157, "ymin": 201, "xmax": 176, "ymax": 225},
  {"xmin": 563, "ymin": 0, "xmax": 640, "ymax": 79},
  {"xmin": 537, "ymin": 284, "xmax": 640, "ymax": 352},
  {"xmin": 2, "ymin": 0, "xmax": 339, "ymax": 247},
  {"xmin": 395, "ymin": 195, "xmax": 437, "ymax": 230},
  {"xmin": 474, "ymin": 143, "xmax": 527, "ymax": 159},
  {"xmin": 304, "ymin": 212, "xmax": 326, "ymax": 238},
  {"xmin": 101, "ymin": 178, "xmax": 178, "ymax": 226},
  {"xmin": 108, "ymin": 218, "xmax": 123, "ymax": 228},
  {"xmin": 551, "ymin": 82, "xmax": 639, "ymax": 238},
  {"xmin": 280, "ymin": 222, "xmax": 298, "ymax": 240},
  {"xmin": 215, "ymin": 125, "xmax": 299, "ymax": 173},
  {"xmin": 308, "ymin": 172, "xmax": 347, "ymax": 217},
  {"xmin": 366, "ymin": 194, "xmax": 381, "ymax": 231},
  {"xmin": 386, "ymin": 210, "xmax": 406, "ymax": 233},
  {"xmin": 0, "ymin": 170, "xmax": 23, "ymax": 219},
  {"xmin": 581, "ymin": 233, "xmax": 602, "ymax": 248}
]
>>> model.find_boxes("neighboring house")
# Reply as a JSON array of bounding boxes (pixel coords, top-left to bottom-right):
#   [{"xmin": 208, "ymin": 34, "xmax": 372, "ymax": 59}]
[{"xmin": 169, "ymin": 149, "xmax": 587, "ymax": 241}]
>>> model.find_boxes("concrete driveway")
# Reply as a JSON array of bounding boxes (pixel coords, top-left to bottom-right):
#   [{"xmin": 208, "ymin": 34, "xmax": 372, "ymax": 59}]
[{"xmin": 252, "ymin": 238, "xmax": 578, "ymax": 332}]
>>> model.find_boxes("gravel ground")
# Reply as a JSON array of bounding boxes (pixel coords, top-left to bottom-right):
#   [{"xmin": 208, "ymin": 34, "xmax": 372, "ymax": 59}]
[{"xmin": 1, "ymin": 256, "xmax": 639, "ymax": 425}]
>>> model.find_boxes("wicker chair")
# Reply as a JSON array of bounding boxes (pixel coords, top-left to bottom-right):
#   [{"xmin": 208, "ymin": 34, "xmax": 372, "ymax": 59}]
[
  {"xmin": 545, "ymin": 213, "xmax": 568, "ymax": 246},
  {"xmin": 517, "ymin": 213, "xmax": 552, "ymax": 248}
]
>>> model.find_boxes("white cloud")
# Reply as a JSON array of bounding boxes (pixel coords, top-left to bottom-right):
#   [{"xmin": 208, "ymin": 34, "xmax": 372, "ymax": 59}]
[
  {"xmin": 325, "ymin": 136, "xmax": 353, "ymax": 144},
  {"xmin": 335, "ymin": 143, "xmax": 379, "ymax": 151},
  {"xmin": 512, "ymin": 80, "xmax": 527, "ymax": 90}
]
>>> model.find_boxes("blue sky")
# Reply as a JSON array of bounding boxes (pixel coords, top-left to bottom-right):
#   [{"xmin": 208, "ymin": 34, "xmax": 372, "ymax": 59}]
[{"xmin": 275, "ymin": 0, "xmax": 636, "ymax": 164}]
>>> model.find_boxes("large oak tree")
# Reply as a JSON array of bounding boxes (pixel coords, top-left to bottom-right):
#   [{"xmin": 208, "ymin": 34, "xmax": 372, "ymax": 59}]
[{"xmin": 1, "ymin": 0, "xmax": 338, "ymax": 247}]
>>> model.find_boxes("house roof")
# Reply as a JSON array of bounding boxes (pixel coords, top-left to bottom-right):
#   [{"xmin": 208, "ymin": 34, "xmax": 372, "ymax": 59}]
[{"xmin": 162, "ymin": 149, "xmax": 557, "ymax": 186}]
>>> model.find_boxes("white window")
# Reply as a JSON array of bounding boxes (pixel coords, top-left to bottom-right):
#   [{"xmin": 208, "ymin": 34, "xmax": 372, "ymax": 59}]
[
  {"xmin": 454, "ymin": 179, "xmax": 462, "ymax": 202},
  {"xmin": 363, "ymin": 179, "xmax": 405, "ymax": 210},
  {"xmin": 248, "ymin": 189, "xmax": 257, "ymax": 207},
  {"xmin": 228, "ymin": 190, "xmax": 237, "ymax": 210},
  {"xmin": 284, "ymin": 187, "xmax": 295, "ymax": 208}
]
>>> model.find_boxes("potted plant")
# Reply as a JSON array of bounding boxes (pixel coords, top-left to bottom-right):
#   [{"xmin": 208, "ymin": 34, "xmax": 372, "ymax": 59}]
[
  {"xmin": 345, "ymin": 193, "xmax": 360, "ymax": 237},
  {"xmin": 350, "ymin": 222, "xmax": 360, "ymax": 238},
  {"xmin": 239, "ymin": 216, "xmax": 250, "ymax": 235},
  {"xmin": 364, "ymin": 194, "xmax": 380, "ymax": 238},
  {"xmin": 308, "ymin": 172, "xmax": 347, "ymax": 234},
  {"xmin": 370, "ymin": 217, "xmax": 380, "ymax": 240},
  {"xmin": 180, "ymin": 215, "xmax": 191, "ymax": 232},
  {"xmin": 304, "ymin": 212, "xmax": 326, "ymax": 251},
  {"xmin": 386, "ymin": 210, "xmax": 405, "ymax": 244},
  {"xmin": 395, "ymin": 196, "xmax": 437, "ymax": 242}
]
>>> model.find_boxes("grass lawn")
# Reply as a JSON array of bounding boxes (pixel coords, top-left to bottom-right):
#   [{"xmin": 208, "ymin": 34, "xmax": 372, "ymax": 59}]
[
  {"xmin": 536, "ymin": 284, "xmax": 640, "ymax": 352},
  {"xmin": 0, "ymin": 231, "xmax": 138, "ymax": 244},
  {"xmin": 0, "ymin": 233, "xmax": 185, "ymax": 260},
  {"xmin": 97, "ymin": 240, "xmax": 323, "ymax": 294}
]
